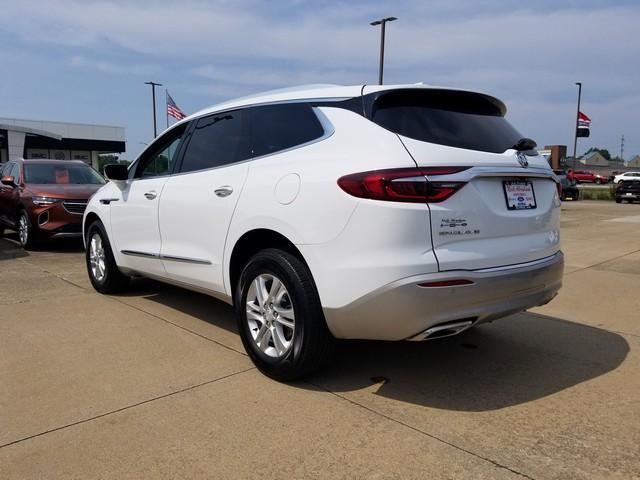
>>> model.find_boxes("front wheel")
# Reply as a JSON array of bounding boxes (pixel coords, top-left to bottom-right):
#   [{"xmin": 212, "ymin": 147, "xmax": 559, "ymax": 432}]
[
  {"xmin": 18, "ymin": 211, "xmax": 38, "ymax": 250},
  {"xmin": 235, "ymin": 248, "xmax": 334, "ymax": 381},
  {"xmin": 86, "ymin": 221, "xmax": 130, "ymax": 294}
]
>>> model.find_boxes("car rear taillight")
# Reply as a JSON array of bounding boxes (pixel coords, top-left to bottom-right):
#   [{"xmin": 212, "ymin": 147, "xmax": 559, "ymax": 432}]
[{"xmin": 337, "ymin": 167, "xmax": 469, "ymax": 203}]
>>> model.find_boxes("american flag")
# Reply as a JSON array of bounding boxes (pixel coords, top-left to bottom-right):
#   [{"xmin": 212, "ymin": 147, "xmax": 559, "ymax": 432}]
[{"xmin": 167, "ymin": 92, "xmax": 187, "ymax": 120}]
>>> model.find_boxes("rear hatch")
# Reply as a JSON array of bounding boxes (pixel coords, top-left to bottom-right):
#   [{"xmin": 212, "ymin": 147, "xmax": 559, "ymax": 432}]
[
  {"xmin": 617, "ymin": 180, "xmax": 640, "ymax": 196},
  {"xmin": 363, "ymin": 87, "xmax": 561, "ymax": 271}
]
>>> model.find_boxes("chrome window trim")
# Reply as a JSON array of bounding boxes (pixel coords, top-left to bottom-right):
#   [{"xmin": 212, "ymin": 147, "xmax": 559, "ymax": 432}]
[{"xmin": 167, "ymin": 106, "xmax": 335, "ymax": 178}]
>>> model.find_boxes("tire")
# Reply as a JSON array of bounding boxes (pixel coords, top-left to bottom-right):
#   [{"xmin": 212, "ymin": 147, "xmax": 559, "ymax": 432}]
[
  {"xmin": 615, "ymin": 197, "xmax": 622, "ymax": 203},
  {"xmin": 86, "ymin": 220, "xmax": 130, "ymax": 294},
  {"xmin": 235, "ymin": 248, "xmax": 334, "ymax": 381},
  {"xmin": 18, "ymin": 210, "xmax": 38, "ymax": 250},
  {"xmin": 595, "ymin": 179, "xmax": 601, "ymax": 185}
]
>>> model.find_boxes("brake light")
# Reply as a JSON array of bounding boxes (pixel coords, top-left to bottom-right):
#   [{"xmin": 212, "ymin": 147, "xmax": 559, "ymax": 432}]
[{"xmin": 337, "ymin": 167, "xmax": 469, "ymax": 203}]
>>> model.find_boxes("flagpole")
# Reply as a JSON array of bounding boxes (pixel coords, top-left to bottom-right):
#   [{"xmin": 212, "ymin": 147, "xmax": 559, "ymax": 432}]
[
  {"xmin": 572, "ymin": 82, "xmax": 582, "ymax": 171},
  {"xmin": 166, "ymin": 89, "xmax": 169, "ymax": 129}
]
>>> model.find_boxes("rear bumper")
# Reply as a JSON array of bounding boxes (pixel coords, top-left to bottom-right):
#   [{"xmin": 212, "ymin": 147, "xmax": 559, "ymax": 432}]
[
  {"xmin": 617, "ymin": 193, "xmax": 640, "ymax": 200},
  {"xmin": 323, "ymin": 251, "xmax": 564, "ymax": 340}
]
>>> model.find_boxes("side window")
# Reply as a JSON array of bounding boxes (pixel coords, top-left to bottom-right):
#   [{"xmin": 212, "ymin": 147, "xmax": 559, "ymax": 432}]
[
  {"xmin": 179, "ymin": 109, "xmax": 251, "ymax": 173},
  {"xmin": 251, "ymin": 103, "xmax": 325, "ymax": 158},
  {"xmin": 134, "ymin": 124, "xmax": 187, "ymax": 179}
]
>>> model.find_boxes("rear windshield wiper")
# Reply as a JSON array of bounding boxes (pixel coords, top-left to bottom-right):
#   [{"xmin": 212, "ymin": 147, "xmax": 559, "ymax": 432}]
[{"xmin": 511, "ymin": 137, "xmax": 537, "ymax": 151}]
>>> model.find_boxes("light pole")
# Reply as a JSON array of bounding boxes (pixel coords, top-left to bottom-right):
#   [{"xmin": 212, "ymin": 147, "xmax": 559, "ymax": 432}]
[
  {"xmin": 572, "ymin": 82, "xmax": 582, "ymax": 171},
  {"xmin": 145, "ymin": 81, "xmax": 163, "ymax": 138},
  {"xmin": 370, "ymin": 16, "xmax": 397, "ymax": 85}
]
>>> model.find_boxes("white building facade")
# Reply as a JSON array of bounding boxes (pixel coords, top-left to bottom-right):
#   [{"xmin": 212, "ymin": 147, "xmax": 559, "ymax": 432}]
[{"xmin": 0, "ymin": 117, "xmax": 125, "ymax": 169}]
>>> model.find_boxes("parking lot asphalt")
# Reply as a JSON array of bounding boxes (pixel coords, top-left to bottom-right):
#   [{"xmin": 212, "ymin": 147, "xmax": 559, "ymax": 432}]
[{"xmin": 1, "ymin": 201, "xmax": 639, "ymax": 479}]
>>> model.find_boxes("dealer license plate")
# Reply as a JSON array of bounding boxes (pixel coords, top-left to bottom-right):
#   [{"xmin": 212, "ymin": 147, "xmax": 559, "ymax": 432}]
[{"xmin": 503, "ymin": 180, "xmax": 537, "ymax": 210}]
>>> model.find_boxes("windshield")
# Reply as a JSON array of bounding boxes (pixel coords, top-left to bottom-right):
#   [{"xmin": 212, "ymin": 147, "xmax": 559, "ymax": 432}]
[{"xmin": 24, "ymin": 163, "xmax": 105, "ymax": 185}]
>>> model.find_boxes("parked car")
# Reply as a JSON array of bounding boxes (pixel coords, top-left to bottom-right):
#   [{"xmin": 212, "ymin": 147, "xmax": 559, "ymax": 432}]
[
  {"xmin": 613, "ymin": 172, "xmax": 640, "ymax": 184},
  {"xmin": 573, "ymin": 170, "xmax": 609, "ymax": 184},
  {"xmin": 83, "ymin": 84, "xmax": 563, "ymax": 380},
  {"xmin": 0, "ymin": 159, "xmax": 105, "ymax": 248},
  {"xmin": 615, "ymin": 180, "xmax": 640, "ymax": 203}
]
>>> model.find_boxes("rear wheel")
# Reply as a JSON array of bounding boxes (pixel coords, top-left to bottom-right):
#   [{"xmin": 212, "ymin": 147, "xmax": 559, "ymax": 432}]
[
  {"xmin": 235, "ymin": 248, "xmax": 334, "ymax": 381},
  {"xmin": 86, "ymin": 220, "xmax": 130, "ymax": 293},
  {"xmin": 615, "ymin": 197, "xmax": 622, "ymax": 204}
]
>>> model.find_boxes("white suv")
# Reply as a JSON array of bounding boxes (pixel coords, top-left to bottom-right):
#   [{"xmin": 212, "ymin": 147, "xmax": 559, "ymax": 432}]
[{"xmin": 83, "ymin": 84, "xmax": 563, "ymax": 380}]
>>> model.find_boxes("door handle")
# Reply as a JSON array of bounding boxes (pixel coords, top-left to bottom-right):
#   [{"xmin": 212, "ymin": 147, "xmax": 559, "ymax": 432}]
[
  {"xmin": 214, "ymin": 186, "xmax": 233, "ymax": 197},
  {"xmin": 144, "ymin": 191, "xmax": 157, "ymax": 200}
]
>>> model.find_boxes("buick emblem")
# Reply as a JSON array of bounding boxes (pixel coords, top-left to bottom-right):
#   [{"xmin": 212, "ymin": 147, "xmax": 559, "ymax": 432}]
[{"xmin": 517, "ymin": 152, "xmax": 529, "ymax": 168}]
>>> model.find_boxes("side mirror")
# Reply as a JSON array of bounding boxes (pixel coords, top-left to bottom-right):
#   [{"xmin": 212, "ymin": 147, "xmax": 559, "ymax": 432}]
[
  {"xmin": 104, "ymin": 164, "xmax": 129, "ymax": 182},
  {"xmin": 1, "ymin": 175, "xmax": 16, "ymax": 187}
]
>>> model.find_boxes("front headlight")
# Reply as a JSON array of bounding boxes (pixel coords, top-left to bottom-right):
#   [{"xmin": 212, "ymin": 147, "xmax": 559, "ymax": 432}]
[{"xmin": 32, "ymin": 196, "xmax": 63, "ymax": 206}]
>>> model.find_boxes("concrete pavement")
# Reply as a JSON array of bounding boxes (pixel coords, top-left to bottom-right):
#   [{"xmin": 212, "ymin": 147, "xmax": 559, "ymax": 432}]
[{"xmin": 1, "ymin": 201, "xmax": 639, "ymax": 479}]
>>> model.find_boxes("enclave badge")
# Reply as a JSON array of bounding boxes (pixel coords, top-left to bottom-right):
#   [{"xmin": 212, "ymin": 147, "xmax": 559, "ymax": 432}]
[{"xmin": 517, "ymin": 152, "xmax": 529, "ymax": 168}]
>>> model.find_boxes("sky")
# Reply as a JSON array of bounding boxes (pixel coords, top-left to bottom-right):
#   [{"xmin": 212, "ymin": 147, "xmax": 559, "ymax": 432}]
[{"xmin": 1, "ymin": 0, "xmax": 638, "ymax": 161}]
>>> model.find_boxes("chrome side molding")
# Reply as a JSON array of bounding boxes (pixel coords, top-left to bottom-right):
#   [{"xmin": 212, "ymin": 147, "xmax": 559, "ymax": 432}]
[{"xmin": 120, "ymin": 250, "xmax": 211, "ymax": 265}]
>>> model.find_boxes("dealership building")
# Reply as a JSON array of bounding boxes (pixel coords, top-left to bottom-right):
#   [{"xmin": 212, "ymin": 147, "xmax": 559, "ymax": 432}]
[{"xmin": 0, "ymin": 117, "xmax": 125, "ymax": 169}]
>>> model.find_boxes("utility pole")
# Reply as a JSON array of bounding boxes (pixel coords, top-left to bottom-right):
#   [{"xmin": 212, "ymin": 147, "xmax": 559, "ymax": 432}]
[
  {"xmin": 144, "ymin": 81, "xmax": 163, "ymax": 138},
  {"xmin": 370, "ymin": 17, "xmax": 397, "ymax": 85},
  {"xmin": 572, "ymin": 82, "xmax": 582, "ymax": 171},
  {"xmin": 620, "ymin": 134, "xmax": 625, "ymax": 163}
]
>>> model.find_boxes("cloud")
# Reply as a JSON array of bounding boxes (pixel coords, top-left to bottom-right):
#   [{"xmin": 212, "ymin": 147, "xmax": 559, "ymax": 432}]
[
  {"xmin": 1, "ymin": 0, "xmax": 639, "ymax": 156},
  {"xmin": 69, "ymin": 55, "xmax": 160, "ymax": 75}
]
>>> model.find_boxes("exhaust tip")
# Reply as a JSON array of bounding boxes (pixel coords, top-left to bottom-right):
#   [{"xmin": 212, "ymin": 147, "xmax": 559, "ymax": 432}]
[{"xmin": 408, "ymin": 318, "xmax": 475, "ymax": 341}]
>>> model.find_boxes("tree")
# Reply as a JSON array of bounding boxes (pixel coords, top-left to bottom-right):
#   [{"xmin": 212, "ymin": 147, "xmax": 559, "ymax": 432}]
[
  {"xmin": 585, "ymin": 147, "xmax": 611, "ymax": 161},
  {"xmin": 97, "ymin": 154, "xmax": 130, "ymax": 174}
]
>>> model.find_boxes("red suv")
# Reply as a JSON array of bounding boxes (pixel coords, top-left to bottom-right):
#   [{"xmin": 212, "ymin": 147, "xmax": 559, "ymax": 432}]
[
  {"xmin": 0, "ymin": 159, "xmax": 105, "ymax": 249},
  {"xmin": 572, "ymin": 170, "xmax": 608, "ymax": 184}
]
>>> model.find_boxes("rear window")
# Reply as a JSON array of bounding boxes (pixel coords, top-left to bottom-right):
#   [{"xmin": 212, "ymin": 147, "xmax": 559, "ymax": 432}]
[
  {"xmin": 368, "ymin": 89, "xmax": 524, "ymax": 154},
  {"xmin": 24, "ymin": 163, "xmax": 105, "ymax": 185}
]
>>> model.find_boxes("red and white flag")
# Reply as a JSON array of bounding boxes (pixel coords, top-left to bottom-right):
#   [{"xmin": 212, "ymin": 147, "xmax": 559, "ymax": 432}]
[
  {"xmin": 578, "ymin": 111, "xmax": 591, "ymax": 128},
  {"xmin": 167, "ymin": 92, "xmax": 187, "ymax": 120}
]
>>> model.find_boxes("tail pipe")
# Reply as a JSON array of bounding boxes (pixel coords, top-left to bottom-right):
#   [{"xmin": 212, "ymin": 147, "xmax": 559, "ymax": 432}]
[{"xmin": 407, "ymin": 318, "xmax": 476, "ymax": 341}]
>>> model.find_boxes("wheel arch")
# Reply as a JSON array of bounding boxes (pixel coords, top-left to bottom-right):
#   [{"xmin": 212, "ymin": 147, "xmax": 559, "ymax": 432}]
[
  {"xmin": 227, "ymin": 228, "xmax": 309, "ymax": 303},
  {"xmin": 83, "ymin": 211, "xmax": 101, "ymax": 246}
]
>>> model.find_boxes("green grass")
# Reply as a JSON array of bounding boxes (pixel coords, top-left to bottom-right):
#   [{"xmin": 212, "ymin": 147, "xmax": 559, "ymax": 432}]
[{"xmin": 578, "ymin": 186, "xmax": 616, "ymax": 201}]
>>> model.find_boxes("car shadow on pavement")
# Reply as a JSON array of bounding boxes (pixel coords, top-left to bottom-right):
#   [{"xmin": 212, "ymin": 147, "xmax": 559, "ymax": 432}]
[
  {"xmin": 117, "ymin": 279, "xmax": 239, "ymax": 334},
  {"xmin": 0, "ymin": 232, "xmax": 83, "ymax": 258},
  {"xmin": 0, "ymin": 237, "xmax": 29, "ymax": 261},
  {"xmin": 306, "ymin": 313, "xmax": 629, "ymax": 412},
  {"xmin": 113, "ymin": 281, "xmax": 629, "ymax": 413}
]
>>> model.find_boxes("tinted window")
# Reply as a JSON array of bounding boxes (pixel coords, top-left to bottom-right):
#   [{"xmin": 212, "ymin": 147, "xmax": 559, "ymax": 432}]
[
  {"xmin": 24, "ymin": 163, "xmax": 105, "ymax": 185},
  {"xmin": 180, "ymin": 110, "xmax": 251, "ymax": 173},
  {"xmin": 251, "ymin": 103, "xmax": 324, "ymax": 158},
  {"xmin": 369, "ymin": 89, "xmax": 524, "ymax": 154},
  {"xmin": 135, "ymin": 124, "xmax": 186, "ymax": 179}
]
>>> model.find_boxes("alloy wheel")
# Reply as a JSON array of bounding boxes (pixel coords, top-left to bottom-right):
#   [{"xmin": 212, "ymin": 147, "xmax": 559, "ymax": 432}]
[
  {"xmin": 18, "ymin": 215, "xmax": 29, "ymax": 246},
  {"xmin": 89, "ymin": 233, "xmax": 107, "ymax": 282},
  {"xmin": 245, "ymin": 273, "xmax": 295, "ymax": 358}
]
